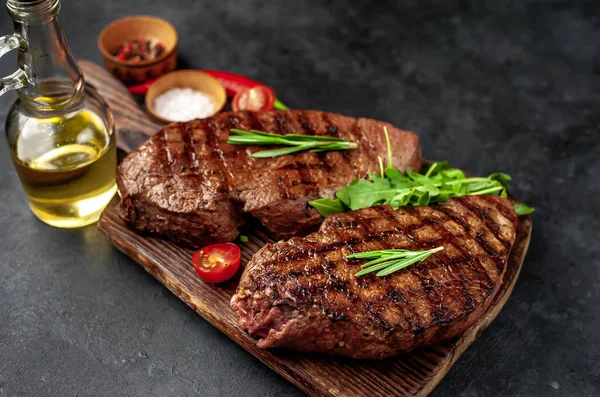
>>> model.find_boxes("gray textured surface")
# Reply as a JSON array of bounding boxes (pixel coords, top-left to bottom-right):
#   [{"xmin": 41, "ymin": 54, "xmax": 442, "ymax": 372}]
[{"xmin": 0, "ymin": 0, "xmax": 599, "ymax": 396}]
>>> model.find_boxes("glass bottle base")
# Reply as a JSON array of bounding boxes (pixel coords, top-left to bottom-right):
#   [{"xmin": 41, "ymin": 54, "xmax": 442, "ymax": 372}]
[{"xmin": 28, "ymin": 183, "xmax": 117, "ymax": 228}]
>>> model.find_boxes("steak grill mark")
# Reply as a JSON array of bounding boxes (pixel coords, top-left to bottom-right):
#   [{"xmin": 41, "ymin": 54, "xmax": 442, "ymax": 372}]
[
  {"xmin": 435, "ymin": 203, "xmax": 505, "ymax": 272},
  {"xmin": 118, "ymin": 110, "xmax": 422, "ymax": 246},
  {"xmin": 232, "ymin": 195, "xmax": 518, "ymax": 358},
  {"xmin": 459, "ymin": 197, "xmax": 511, "ymax": 250},
  {"xmin": 380, "ymin": 205, "xmax": 458, "ymax": 328}
]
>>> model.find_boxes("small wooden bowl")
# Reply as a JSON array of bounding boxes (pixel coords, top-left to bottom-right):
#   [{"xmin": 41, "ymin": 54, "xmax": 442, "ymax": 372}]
[
  {"xmin": 145, "ymin": 70, "xmax": 227, "ymax": 124},
  {"xmin": 98, "ymin": 15, "xmax": 178, "ymax": 85}
]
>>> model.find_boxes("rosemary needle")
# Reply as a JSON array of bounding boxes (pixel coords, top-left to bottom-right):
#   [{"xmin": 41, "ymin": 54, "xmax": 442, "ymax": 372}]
[
  {"xmin": 349, "ymin": 246, "xmax": 444, "ymax": 277},
  {"xmin": 228, "ymin": 128, "xmax": 357, "ymax": 158}
]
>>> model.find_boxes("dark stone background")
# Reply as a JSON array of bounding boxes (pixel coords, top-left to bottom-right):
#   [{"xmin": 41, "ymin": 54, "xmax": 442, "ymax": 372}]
[{"xmin": 0, "ymin": 0, "xmax": 598, "ymax": 396}]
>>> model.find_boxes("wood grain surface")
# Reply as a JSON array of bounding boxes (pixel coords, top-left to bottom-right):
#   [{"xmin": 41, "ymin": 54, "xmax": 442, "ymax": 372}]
[
  {"xmin": 81, "ymin": 61, "xmax": 164, "ymax": 152},
  {"xmin": 81, "ymin": 60, "xmax": 533, "ymax": 397}
]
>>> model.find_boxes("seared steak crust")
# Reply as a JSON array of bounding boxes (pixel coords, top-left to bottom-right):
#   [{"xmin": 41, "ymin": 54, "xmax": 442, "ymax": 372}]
[
  {"xmin": 231, "ymin": 196, "xmax": 518, "ymax": 359},
  {"xmin": 118, "ymin": 110, "xmax": 422, "ymax": 246}
]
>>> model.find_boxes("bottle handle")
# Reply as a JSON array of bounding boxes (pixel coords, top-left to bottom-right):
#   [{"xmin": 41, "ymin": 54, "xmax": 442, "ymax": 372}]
[{"xmin": 0, "ymin": 33, "xmax": 28, "ymax": 96}]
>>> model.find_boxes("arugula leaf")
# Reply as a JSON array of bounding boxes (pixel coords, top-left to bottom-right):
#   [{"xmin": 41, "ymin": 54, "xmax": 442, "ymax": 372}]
[
  {"xmin": 384, "ymin": 167, "xmax": 405, "ymax": 183},
  {"xmin": 489, "ymin": 172, "xmax": 512, "ymax": 187},
  {"xmin": 513, "ymin": 202, "xmax": 535, "ymax": 216},
  {"xmin": 390, "ymin": 188, "xmax": 413, "ymax": 208},
  {"xmin": 424, "ymin": 161, "xmax": 448, "ymax": 177},
  {"xmin": 307, "ymin": 127, "xmax": 534, "ymax": 218},
  {"xmin": 308, "ymin": 198, "xmax": 347, "ymax": 216},
  {"xmin": 337, "ymin": 177, "xmax": 396, "ymax": 210}
]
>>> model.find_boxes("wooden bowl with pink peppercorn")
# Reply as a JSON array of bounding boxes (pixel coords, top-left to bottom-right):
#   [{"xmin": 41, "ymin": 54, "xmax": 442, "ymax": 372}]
[{"xmin": 98, "ymin": 15, "xmax": 178, "ymax": 85}]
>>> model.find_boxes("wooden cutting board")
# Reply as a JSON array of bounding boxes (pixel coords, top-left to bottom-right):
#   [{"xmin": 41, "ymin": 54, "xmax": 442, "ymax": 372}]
[{"xmin": 81, "ymin": 60, "xmax": 533, "ymax": 397}]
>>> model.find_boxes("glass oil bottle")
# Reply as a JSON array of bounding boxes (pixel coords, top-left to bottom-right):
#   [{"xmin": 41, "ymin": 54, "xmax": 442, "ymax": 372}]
[{"xmin": 1, "ymin": 0, "xmax": 116, "ymax": 227}]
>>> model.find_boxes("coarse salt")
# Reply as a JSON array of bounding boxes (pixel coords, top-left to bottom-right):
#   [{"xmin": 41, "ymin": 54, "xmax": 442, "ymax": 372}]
[{"xmin": 153, "ymin": 88, "xmax": 215, "ymax": 122}]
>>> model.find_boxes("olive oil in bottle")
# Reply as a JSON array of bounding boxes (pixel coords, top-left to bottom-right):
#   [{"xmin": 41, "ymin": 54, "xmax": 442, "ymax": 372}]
[
  {"xmin": 7, "ymin": 107, "xmax": 117, "ymax": 227},
  {"xmin": 1, "ymin": 0, "xmax": 117, "ymax": 227}
]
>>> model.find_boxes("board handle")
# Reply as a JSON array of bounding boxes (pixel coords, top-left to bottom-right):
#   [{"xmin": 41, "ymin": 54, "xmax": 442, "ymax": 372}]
[{"xmin": 79, "ymin": 60, "xmax": 163, "ymax": 153}]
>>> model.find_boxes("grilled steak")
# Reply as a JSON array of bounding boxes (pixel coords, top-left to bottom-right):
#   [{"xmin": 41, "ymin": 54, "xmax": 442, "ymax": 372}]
[
  {"xmin": 118, "ymin": 110, "xmax": 421, "ymax": 246},
  {"xmin": 231, "ymin": 195, "xmax": 518, "ymax": 359}
]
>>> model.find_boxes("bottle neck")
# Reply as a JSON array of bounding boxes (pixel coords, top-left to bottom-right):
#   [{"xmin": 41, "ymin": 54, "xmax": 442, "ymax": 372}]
[{"xmin": 8, "ymin": 0, "xmax": 84, "ymax": 112}]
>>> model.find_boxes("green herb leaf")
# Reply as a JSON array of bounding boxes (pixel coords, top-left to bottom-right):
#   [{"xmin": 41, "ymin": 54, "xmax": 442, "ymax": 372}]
[
  {"xmin": 350, "ymin": 246, "xmax": 444, "ymax": 277},
  {"xmin": 313, "ymin": 159, "xmax": 513, "ymax": 216},
  {"xmin": 281, "ymin": 134, "xmax": 342, "ymax": 142},
  {"xmin": 239, "ymin": 235, "xmax": 249, "ymax": 243},
  {"xmin": 308, "ymin": 198, "xmax": 347, "ymax": 216},
  {"xmin": 383, "ymin": 126, "xmax": 393, "ymax": 169},
  {"xmin": 489, "ymin": 173, "xmax": 512, "ymax": 188},
  {"xmin": 513, "ymin": 202, "xmax": 535, "ymax": 216},
  {"xmin": 274, "ymin": 99, "xmax": 289, "ymax": 110},
  {"xmin": 338, "ymin": 177, "xmax": 397, "ymax": 210},
  {"xmin": 228, "ymin": 129, "xmax": 357, "ymax": 158},
  {"xmin": 308, "ymin": 126, "xmax": 535, "ymax": 217},
  {"xmin": 250, "ymin": 144, "xmax": 315, "ymax": 158},
  {"xmin": 376, "ymin": 250, "xmax": 433, "ymax": 276},
  {"xmin": 347, "ymin": 249, "xmax": 412, "ymax": 259}
]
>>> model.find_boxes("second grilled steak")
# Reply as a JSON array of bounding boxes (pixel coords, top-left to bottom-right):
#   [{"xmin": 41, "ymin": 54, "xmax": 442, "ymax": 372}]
[
  {"xmin": 118, "ymin": 110, "xmax": 422, "ymax": 246},
  {"xmin": 231, "ymin": 195, "xmax": 518, "ymax": 359}
]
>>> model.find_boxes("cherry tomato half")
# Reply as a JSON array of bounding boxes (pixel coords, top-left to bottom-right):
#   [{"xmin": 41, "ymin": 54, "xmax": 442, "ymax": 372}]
[
  {"xmin": 231, "ymin": 85, "xmax": 276, "ymax": 112},
  {"xmin": 191, "ymin": 243, "xmax": 241, "ymax": 284}
]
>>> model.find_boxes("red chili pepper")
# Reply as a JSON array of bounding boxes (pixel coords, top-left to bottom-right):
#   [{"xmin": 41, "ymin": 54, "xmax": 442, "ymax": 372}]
[
  {"xmin": 127, "ymin": 78, "xmax": 158, "ymax": 96},
  {"xmin": 201, "ymin": 70, "xmax": 259, "ymax": 97},
  {"xmin": 201, "ymin": 70, "xmax": 289, "ymax": 110},
  {"xmin": 126, "ymin": 71, "xmax": 290, "ymax": 111}
]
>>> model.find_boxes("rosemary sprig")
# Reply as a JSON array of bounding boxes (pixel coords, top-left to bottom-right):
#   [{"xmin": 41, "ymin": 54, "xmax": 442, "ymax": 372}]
[
  {"xmin": 228, "ymin": 129, "xmax": 358, "ymax": 158},
  {"xmin": 349, "ymin": 246, "xmax": 444, "ymax": 277}
]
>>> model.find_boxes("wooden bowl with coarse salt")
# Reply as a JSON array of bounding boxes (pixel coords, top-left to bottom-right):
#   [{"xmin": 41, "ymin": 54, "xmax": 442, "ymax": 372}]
[{"xmin": 145, "ymin": 70, "xmax": 227, "ymax": 124}]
